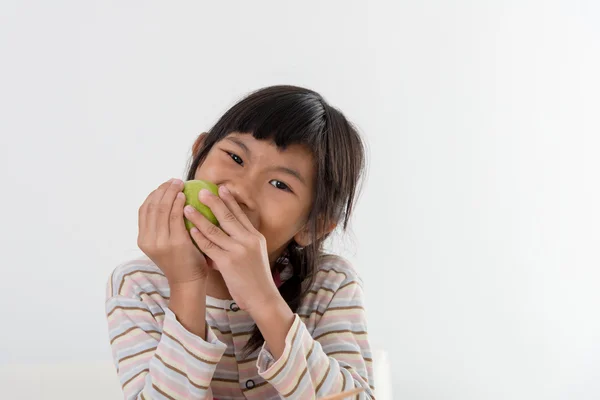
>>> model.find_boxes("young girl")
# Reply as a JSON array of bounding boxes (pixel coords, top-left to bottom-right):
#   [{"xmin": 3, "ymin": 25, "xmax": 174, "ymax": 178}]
[{"xmin": 106, "ymin": 85, "xmax": 375, "ymax": 399}]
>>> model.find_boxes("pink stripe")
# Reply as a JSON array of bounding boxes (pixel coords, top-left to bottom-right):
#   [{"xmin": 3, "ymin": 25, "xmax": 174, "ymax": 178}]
[
  {"xmin": 108, "ymin": 313, "xmax": 159, "ymax": 330},
  {"xmin": 114, "ymin": 331, "xmax": 157, "ymax": 349},
  {"xmin": 149, "ymin": 374, "xmax": 191, "ymax": 399}
]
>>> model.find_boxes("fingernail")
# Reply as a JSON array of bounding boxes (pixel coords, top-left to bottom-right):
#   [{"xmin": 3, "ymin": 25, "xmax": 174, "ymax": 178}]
[
  {"xmin": 184, "ymin": 205, "xmax": 194, "ymax": 214},
  {"xmin": 219, "ymin": 186, "xmax": 229, "ymax": 195},
  {"xmin": 200, "ymin": 189, "xmax": 212, "ymax": 198}
]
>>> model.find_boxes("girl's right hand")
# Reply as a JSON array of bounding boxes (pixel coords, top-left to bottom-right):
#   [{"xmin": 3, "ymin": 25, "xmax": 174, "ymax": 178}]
[{"xmin": 137, "ymin": 178, "xmax": 208, "ymax": 285}]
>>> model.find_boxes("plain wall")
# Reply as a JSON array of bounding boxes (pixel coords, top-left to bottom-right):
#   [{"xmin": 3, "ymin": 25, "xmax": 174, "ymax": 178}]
[{"xmin": 1, "ymin": 0, "xmax": 599, "ymax": 399}]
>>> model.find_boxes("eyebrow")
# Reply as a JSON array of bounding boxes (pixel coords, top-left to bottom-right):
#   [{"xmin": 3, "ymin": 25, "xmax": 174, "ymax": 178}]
[
  {"xmin": 225, "ymin": 136, "xmax": 307, "ymax": 186},
  {"xmin": 226, "ymin": 137, "xmax": 250, "ymax": 156},
  {"xmin": 274, "ymin": 166, "xmax": 306, "ymax": 186}
]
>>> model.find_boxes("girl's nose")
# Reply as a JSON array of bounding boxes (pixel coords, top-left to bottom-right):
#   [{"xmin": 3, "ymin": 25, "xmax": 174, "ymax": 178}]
[{"xmin": 224, "ymin": 181, "xmax": 259, "ymax": 227}]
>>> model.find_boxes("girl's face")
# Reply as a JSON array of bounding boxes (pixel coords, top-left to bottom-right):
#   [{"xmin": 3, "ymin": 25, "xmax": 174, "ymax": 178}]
[{"xmin": 194, "ymin": 132, "xmax": 315, "ymax": 264}]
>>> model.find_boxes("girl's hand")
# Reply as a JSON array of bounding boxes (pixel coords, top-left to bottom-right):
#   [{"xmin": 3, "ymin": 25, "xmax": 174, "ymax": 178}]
[
  {"xmin": 137, "ymin": 178, "xmax": 209, "ymax": 286},
  {"xmin": 183, "ymin": 185, "xmax": 280, "ymax": 312}
]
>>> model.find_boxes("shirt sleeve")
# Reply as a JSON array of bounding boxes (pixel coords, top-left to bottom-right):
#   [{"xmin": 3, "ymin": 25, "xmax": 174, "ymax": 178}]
[
  {"xmin": 106, "ymin": 295, "xmax": 227, "ymax": 399},
  {"xmin": 256, "ymin": 280, "xmax": 375, "ymax": 399}
]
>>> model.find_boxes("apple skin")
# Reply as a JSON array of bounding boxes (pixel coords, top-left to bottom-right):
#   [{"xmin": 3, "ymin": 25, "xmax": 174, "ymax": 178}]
[{"xmin": 182, "ymin": 180, "xmax": 219, "ymax": 230}]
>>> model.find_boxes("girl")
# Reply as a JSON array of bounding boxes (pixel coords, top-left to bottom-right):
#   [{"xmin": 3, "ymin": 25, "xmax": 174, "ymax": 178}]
[{"xmin": 105, "ymin": 85, "xmax": 375, "ymax": 399}]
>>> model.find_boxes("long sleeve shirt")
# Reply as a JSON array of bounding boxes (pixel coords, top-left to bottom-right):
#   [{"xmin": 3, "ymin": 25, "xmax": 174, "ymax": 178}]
[{"xmin": 105, "ymin": 254, "xmax": 375, "ymax": 399}]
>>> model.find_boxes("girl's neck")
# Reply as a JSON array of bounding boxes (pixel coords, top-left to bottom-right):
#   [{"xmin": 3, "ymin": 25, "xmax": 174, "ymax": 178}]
[
  {"xmin": 205, "ymin": 268, "xmax": 231, "ymax": 300},
  {"xmin": 204, "ymin": 250, "xmax": 289, "ymax": 300}
]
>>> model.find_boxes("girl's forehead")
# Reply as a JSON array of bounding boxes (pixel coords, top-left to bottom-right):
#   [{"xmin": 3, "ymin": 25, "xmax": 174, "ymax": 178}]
[{"xmin": 223, "ymin": 132, "xmax": 314, "ymax": 157}]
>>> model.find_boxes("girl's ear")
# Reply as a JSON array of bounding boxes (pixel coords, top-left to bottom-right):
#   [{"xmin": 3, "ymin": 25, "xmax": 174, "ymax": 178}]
[
  {"xmin": 293, "ymin": 219, "xmax": 337, "ymax": 247},
  {"xmin": 192, "ymin": 132, "xmax": 208, "ymax": 158}
]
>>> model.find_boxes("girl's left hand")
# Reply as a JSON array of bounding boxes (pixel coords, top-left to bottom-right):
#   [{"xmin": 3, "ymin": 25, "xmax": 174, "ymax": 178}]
[{"xmin": 183, "ymin": 185, "xmax": 280, "ymax": 313}]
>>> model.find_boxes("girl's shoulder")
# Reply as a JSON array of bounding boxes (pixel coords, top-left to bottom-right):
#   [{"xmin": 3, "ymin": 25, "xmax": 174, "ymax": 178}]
[
  {"xmin": 105, "ymin": 255, "xmax": 169, "ymax": 301},
  {"xmin": 308, "ymin": 253, "xmax": 364, "ymax": 293},
  {"xmin": 297, "ymin": 254, "xmax": 366, "ymax": 321}
]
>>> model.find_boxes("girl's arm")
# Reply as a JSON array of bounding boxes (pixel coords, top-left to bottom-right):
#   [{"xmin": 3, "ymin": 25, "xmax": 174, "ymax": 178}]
[
  {"xmin": 168, "ymin": 281, "xmax": 208, "ymax": 340},
  {"xmin": 255, "ymin": 271, "xmax": 375, "ymax": 399},
  {"xmin": 106, "ymin": 276, "xmax": 226, "ymax": 399}
]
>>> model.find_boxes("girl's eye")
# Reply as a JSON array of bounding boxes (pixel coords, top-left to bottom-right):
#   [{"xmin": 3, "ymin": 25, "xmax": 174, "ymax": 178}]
[
  {"xmin": 228, "ymin": 152, "xmax": 243, "ymax": 165},
  {"xmin": 269, "ymin": 180, "xmax": 291, "ymax": 192}
]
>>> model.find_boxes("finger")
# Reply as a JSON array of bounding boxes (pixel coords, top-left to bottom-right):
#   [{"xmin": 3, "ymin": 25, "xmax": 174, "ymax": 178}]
[
  {"xmin": 138, "ymin": 191, "xmax": 153, "ymax": 238},
  {"xmin": 147, "ymin": 179, "xmax": 175, "ymax": 236},
  {"xmin": 184, "ymin": 204, "xmax": 236, "ymax": 250},
  {"xmin": 189, "ymin": 226, "xmax": 223, "ymax": 261},
  {"xmin": 157, "ymin": 178, "xmax": 184, "ymax": 241},
  {"xmin": 198, "ymin": 187, "xmax": 247, "ymax": 238},
  {"xmin": 217, "ymin": 185, "xmax": 256, "ymax": 233},
  {"xmin": 169, "ymin": 191, "xmax": 189, "ymax": 242}
]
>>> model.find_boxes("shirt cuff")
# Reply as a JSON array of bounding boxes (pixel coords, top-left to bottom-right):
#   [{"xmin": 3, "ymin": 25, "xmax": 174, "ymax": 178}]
[
  {"xmin": 163, "ymin": 307, "xmax": 227, "ymax": 362},
  {"xmin": 256, "ymin": 313, "xmax": 303, "ymax": 380}
]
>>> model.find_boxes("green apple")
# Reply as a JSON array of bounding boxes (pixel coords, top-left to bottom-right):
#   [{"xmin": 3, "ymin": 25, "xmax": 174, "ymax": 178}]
[{"xmin": 182, "ymin": 180, "xmax": 219, "ymax": 230}]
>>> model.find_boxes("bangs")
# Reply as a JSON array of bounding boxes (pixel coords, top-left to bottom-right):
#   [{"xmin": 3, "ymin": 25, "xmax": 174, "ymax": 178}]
[{"xmin": 216, "ymin": 86, "xmax": 327, "ymax": 150}]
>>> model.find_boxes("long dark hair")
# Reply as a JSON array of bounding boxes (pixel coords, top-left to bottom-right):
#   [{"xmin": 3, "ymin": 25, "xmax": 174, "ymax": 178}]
[{"xmin": 185, "ymin": 85, "xmax": 366, "ymax": 355}]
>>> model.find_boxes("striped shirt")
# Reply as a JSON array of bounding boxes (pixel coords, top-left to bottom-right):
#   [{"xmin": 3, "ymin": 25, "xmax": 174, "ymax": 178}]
[{"xmin": 105, "ymin": 254, "xmax": 375, "ymax": 399}]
